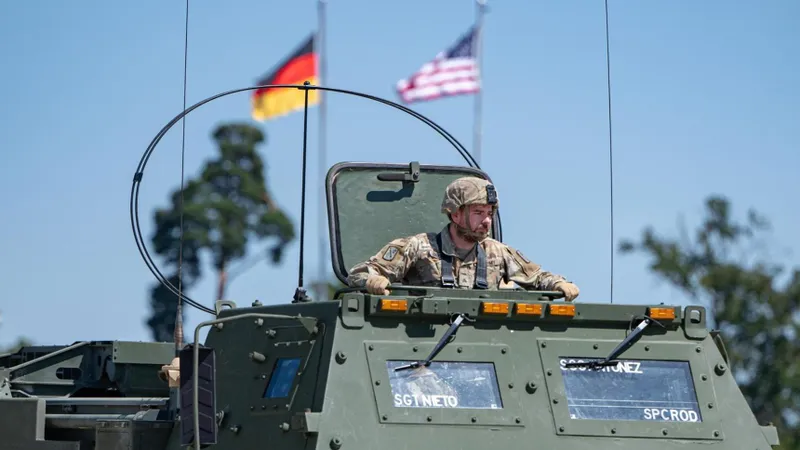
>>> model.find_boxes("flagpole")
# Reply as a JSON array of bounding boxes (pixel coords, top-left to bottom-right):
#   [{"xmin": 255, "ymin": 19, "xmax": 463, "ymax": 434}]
[
  {"xmin": 316, "ymin": 0, "xmax": 328, "ymax": 300},
  {"xmin": 473, "ymin": 0, "xmax": 486, "ymax": 167}
]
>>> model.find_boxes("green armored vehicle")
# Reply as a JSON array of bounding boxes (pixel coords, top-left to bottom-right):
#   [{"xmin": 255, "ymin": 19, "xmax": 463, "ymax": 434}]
[{"xmin": 0, "ymin": 85, "xmax": 782, "ymax": 450}]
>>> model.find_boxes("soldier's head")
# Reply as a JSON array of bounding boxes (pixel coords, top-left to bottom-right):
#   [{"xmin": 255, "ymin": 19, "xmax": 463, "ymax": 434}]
[{"xmin": 441, "ymin": 176, "xmax": 498, "ymax": 243}]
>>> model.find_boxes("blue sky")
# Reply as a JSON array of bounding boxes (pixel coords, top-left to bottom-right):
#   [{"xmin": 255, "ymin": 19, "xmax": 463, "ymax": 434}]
[{"xmin": 0, "ymin": 0, "xmax": 797, "ymax": 347}]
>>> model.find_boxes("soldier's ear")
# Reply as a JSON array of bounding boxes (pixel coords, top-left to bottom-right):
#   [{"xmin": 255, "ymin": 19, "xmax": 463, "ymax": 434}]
[{"xmin": 451, "ymin": 206, "xmax": 465, "ymax": 222}]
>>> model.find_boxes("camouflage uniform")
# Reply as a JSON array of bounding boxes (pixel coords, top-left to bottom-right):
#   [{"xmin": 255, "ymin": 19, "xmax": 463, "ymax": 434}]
[
  {"xmin": 347, "ymin": 225, "xmax": 569, "ymax": 291},
  {"xmin": 347, "ymin": 177, "xmax": 576, "ymax": 296}
]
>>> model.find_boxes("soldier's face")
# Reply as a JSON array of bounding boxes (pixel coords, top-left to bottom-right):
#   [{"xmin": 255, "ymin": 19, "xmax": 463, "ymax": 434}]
[{"xmin": 455, "ymin": 205, "xmax": 493, "ymax": 235}]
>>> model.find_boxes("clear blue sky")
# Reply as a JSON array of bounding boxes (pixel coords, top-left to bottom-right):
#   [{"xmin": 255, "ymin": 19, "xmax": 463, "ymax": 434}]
[{"xmin": 0, "ymin": 1, "xmax": 797, "ymax": 347}]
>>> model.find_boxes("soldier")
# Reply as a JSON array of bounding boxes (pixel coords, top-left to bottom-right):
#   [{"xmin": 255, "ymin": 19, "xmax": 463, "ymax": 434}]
[{"xmin": 346, "ymin": 176, "xmax": 580, "ymax": 301}]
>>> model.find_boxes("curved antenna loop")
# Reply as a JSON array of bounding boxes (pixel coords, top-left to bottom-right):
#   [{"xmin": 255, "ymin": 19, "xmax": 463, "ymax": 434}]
[{"xmin": 131, "ymin": 83, "xmax": 492, "ymax": 315}]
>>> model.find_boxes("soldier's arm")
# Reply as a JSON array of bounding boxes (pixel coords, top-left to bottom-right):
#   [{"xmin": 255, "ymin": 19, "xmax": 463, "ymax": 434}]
[
  {"xmin": 347, "ymin": 237, "xmax": 419, "ymax": 288},
  {"xmin": 502, "ymin": 245, "xmax": 568, "ymax": 291}
]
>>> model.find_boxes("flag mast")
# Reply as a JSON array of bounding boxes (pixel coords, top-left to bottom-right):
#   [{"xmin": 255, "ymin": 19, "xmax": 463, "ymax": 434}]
[
  {"xmin": 473, "ymin": 0, "xmax": 486, "ymax": 167},
  {"xmin": 316, "ymin": 0, "xmax": 329, "ymax": 301}
]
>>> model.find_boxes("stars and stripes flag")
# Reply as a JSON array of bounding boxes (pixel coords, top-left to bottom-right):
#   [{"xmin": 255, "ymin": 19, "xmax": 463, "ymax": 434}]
[{"xmin": 396, "ymin": 26, "xmax": 480, "ymax": 104}]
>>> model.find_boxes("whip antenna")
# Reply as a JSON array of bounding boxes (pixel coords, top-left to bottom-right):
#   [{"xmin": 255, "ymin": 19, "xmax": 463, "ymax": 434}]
[
  {"xmin": 175, "ymin": 0, "xmax": 190, "ymax": 349},
  {"xmin": 292, "ymin": 82, "xmax": 313, "ymax": 304},
  {"xmin": 604, "ymin": 0, "xmax": 615, "ymax": 304}
]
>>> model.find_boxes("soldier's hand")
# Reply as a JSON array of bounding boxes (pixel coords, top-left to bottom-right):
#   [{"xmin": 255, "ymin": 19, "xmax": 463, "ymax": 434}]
[
  {"xmin": 366, "ymin": 274, "xmax": 391, "ymax": 295},
  {"xmin": 554, "ymin": 281, "xmax": 580, "ymax": 302}
]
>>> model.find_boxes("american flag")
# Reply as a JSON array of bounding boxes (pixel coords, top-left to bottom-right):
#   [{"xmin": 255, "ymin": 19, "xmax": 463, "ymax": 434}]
[{"xmin": 396, "ymin": 26, "xmax": 480, "ymax": 104}]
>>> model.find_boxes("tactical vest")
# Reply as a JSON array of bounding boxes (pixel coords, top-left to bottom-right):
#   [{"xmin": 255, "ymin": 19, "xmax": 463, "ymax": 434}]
[{"xmin": 428, "ymin": 230, "xmax": 488, "ymax": 289}]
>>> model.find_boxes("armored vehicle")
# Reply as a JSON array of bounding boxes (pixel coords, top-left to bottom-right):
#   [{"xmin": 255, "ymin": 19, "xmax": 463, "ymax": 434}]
[{"xmin": 0, "ymin": 85, "xmax": 781, "ymax": 450}]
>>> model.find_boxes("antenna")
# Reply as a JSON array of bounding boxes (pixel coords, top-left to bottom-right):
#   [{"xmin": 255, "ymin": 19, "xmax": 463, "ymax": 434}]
[
  {"xmin": 604, "ymin": 0, "xmax": 615, "ymax": 304},
  {"xmin": 175, "ymin": 0, "xmax": 190, "ymax": 349},
  {"xmin": 292, "ymin": 81, "xmax": 313, "ymax": 304},
  {"xmin": 133, "ymin": 84, "xmax": 484, "ymax": 316}
]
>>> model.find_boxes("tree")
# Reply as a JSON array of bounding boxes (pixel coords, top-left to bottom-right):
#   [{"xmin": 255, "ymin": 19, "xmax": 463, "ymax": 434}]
[
  {"xmin": 146, "ymin": 123, "xmax": 295, "ymax": 342},
  {"xmin": 619, "ymin": 195, "xmax": 799, "ymax": 449},
  {"xmin": 0, "ymin": 311, "xmax": 32, "ymax": 354}
]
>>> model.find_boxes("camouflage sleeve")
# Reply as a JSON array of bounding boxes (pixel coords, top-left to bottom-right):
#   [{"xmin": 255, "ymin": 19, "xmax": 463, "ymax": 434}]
[
  {"xmin": 346, "ymin": 236, "xmax": 420, "ymax": 287},
  {"xmin": 502, "ymin": 245, "xmax": 568, "ymax": 291}
]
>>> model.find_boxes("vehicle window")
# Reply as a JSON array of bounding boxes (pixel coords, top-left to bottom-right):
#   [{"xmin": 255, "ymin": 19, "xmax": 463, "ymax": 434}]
[
  {"xmin": 559, "ymin": 358, "xmax": 703, "ymax": 423},
  {"xmin": 386, "ymin": 361, "xmax": 503, "ymax": 409}
]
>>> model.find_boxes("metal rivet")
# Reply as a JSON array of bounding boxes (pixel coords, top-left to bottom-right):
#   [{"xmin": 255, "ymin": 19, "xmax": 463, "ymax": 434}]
[
  {"xmin": 701, "ymin": 374, "xmax": 708, "ymax": 381},
  {"xmin": 427, "ymin": 416, "xmax": 432, "ymax": 422},
  {"xmin": 368, "ymin": 345, "xmax": 374, "ymax": 351},
  {"xmin": 593, "ymin": 344, "xmax": 599, "ymax": 350},
  {"xmin": 335, "ymin": 351, "xmax": 347, "ymax": 364},
  {"xmin": 526, "ymin": 382, "xmax": 537, "ymax": 393},
  {"xmin": 375, "ymin": 380, "xmax": 380, "ymax": 385},
  {"xmin": 508, "ymin": 383, "xmax": 514, "ymax": 389},
  {"xmin": 515, "ymin": 417, "xmax": 521, "ymax": 424},
  {"xmin": 457, "ymin": 347, "xmax": 463, "ymax": 353},
  {"xmin": 559, "ymin": 426, "xmax": 565, "ymax": 432},
  {"xmin": 501, "ymin": 348, "xmax": 508, "ymax": 354},
  {"xmin": 696, "ymin": 346, "xmax": 702, "ymax": 353},
  {"xmin": 541, "ymin": 342, "xmax": 547, "ymax": 348},
  {"xmin": 471, "ymin": 417, "xmax": 477, "ymax": 423}
]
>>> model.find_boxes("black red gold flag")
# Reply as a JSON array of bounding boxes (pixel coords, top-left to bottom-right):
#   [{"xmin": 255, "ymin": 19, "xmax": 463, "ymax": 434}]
[{"xmin": 251, "ymin": 34, "xmax": 319, "ymax": 121}]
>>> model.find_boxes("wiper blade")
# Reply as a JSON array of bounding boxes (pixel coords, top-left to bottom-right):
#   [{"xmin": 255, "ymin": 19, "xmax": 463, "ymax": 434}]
[
  {"xmin": 395, "ymin": 313, "xmax": 473, "ymax": 371},
  {"xmin": 564, "ymin": 315, "xmax": 666, "ymax": 370}
]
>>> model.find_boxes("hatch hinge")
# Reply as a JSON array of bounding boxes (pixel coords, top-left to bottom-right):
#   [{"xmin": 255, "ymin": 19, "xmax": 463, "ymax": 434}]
[
  {"xmin": 291, "ymin": 411, "xmax": 321, "ymax": 434},
  {"xmin": 377, "ymin": 161, "xmax": 420, "ymax": 183}
]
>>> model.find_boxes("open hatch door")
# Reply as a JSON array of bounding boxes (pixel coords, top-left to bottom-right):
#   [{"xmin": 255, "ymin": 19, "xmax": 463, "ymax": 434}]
[{"xmin": 326, "ymin": 161, "xmax": 502, "ymax": 285}]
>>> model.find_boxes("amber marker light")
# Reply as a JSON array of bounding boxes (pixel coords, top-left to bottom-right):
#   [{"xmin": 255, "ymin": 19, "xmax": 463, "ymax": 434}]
[
  {"xmin": 481, "ymin": 301, "xmax": 510, "ymax": 314},
  {"xmin": 549, "ymin": 304, "xmax": 575, "ymax": 317},
  {"xmin": 379, "ymin": 299, "xmax": 408, "ymax": 311},
  {"xmin": 647, "ymin": 307, "xmax": 676, "ymax": 320},
  {"xmin": 515, "ymin": 303, "xmax": 543, "ymax": 316}
]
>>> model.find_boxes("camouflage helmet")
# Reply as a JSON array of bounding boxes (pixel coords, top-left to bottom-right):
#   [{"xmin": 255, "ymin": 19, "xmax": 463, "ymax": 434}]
[{"xmin": 441, "ymin": 176, "xmax": 499, "ymax": 215}]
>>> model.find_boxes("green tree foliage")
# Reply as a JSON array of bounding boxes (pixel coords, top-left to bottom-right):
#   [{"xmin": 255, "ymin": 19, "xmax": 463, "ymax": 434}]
[
  {"xmin": 146, "ymin": 123, "xmax": 295, "ymax": 342},
  {"xmin": 620, "ymin": 195, "xmax": 799, "ymax": 449},
  {"xmin": 0, "ymin": 337, "xmax": 32, "ymax": 355},
  {"xmin": 0, "ymin": 312, "xmax": 32, "ymax": 354}
]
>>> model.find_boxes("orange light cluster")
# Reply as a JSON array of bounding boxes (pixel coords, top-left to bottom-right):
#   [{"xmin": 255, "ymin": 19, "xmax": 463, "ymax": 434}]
[
  {"xmin": 379, "ymin": 299, "xmax": 408, "ymax": 311},
  {"xmin": 479, "ymin": 301, "xmax": 545, "ymax": 316},
  {"xmin": 549, "ymin": 304, "xmax": 575, "ymax": 317},
  {"xmin": 647, "ymin": 307, "xmax": 676, "ymax": 320}
]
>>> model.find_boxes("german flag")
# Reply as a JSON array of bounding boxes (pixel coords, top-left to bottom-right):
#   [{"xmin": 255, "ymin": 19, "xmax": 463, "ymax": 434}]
[{"xmin": 251, "ymin": 34, "xmax": 319, "ymax": 121}]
